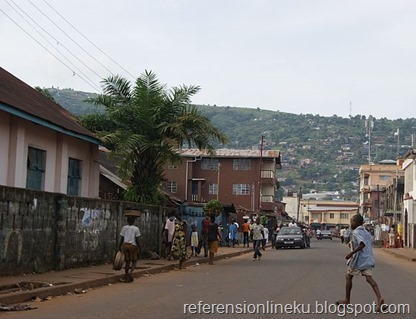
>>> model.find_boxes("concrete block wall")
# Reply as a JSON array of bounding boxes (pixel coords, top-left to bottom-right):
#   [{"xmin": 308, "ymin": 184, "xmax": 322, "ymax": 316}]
[{"xmin": 0, "ymin": 186, "xmax": 167, "ymax": 275}]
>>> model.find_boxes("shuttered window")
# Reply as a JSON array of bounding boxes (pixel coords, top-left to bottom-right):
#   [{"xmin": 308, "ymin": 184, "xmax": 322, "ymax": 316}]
[
  {"xmin": 26, "ymin": 147, "xmax": 46, "ymax": 191},
  {"xmin": 67, "ymin": 158, "xmax": 82, "ymax": 196}
]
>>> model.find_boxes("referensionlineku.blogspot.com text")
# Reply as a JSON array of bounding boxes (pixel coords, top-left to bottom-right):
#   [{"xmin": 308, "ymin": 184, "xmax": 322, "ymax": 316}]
[{"xmin": 183, "ymin": 301, "xmax": 411, "ymax": 317}]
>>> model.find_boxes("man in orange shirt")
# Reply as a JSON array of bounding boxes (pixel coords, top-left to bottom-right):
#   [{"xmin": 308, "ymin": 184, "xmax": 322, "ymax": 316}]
[{"xmin": 242, "ymin": 219, "xmax": 250, "ymax": 247}]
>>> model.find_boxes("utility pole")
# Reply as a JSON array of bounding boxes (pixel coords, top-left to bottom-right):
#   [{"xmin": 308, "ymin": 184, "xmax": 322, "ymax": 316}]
[
  {"xmin": 296, "ymin": 186, "xmax": 302, "ymax": 222},
  {"xmin": 216, "ymin": 162, "xmax": 220, "ymax": 201},
  {"xmin": 365, "ymin": 115, "xmax": 374, "ymax": 164},
  {"xmin": 393, "ymin": 128, "xmax": 400, "ymax": 225},
  {"xmin": 258, "ymin": 135, "xmax": 264, "ymax": 212}
]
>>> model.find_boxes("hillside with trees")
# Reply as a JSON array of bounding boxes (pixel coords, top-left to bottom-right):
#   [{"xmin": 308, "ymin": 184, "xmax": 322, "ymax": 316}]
[{"xmin": 46, "ymin": 88, "xmax": 416, "ymax": 202}]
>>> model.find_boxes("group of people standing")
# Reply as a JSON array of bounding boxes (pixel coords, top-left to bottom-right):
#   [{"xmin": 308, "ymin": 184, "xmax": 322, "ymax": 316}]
[{"xmin": 162, "ymin": 212, "xmax": 222, "ymax": 268}]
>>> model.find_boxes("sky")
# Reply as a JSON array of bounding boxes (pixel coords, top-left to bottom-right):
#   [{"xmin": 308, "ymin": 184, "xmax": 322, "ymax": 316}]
[{"xmin": 1, "ymin": 0, "xmax": 416, "ymax": 120}]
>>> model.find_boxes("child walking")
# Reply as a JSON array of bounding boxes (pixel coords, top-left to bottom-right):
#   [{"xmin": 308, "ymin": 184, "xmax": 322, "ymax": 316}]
[
  {"xmin": 190, "ymin": 224, "xmax": 199, "ymax": 257},
  {"xmin": 337, "ymin": 214, "xmax": 384, "ymax": 312},
  {"xmin": 119, "ymin": 215, "xmax": 141, "ymax": 283}
]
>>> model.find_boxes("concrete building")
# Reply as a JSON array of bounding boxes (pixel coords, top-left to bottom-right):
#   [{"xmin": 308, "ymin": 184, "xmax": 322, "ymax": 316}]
[
  {"xmin": 359, "ymin": 162, "xmax": 404, "ymax": 222},
  {"xmin": 0, "ymin": 67, "xmax": 100, "ymax": 197},
  {"xmin": 162, "ymin": 148, "xmax": 281, "ymax": 215},
  {"xmin": 306, "ymin": 201, "xmax": 359, "ymax": 230},
  {"xmin": 402, "ymin": 149, "xmax": 416, "ymax": 248},
  {"xmin": 282, "ymin": 196, "xmax": 358, "ymax": 229}
]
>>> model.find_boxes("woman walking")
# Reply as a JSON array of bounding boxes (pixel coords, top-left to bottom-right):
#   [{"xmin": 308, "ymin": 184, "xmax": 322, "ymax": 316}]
[{"xmin": 171, "ymin": 214, "xmax": 188, "ymax": 270}]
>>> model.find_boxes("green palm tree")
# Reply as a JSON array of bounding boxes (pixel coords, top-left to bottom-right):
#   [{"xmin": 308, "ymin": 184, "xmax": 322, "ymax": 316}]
[{"xmin": 80, "ymin": 70, "xmax": 227, "ymax": 203}]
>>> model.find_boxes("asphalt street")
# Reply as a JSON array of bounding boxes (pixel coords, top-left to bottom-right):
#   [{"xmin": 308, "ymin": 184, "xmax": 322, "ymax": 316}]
[{"xmin": 3, "ymin": 239, "xmax": 416, "ymax": 319}]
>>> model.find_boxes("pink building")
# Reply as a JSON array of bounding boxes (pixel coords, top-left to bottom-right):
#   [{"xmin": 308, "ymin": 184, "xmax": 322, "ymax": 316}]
[{"xmin": 0, "ymin": 67, "xmax": 100, "ymax": 197}]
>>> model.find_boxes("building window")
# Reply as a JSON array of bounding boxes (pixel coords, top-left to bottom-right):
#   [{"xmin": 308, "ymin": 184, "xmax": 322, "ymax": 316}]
[
  {"xmin": 68, "ymin": 158, "xmax": 82, "ymax": 196},
  {"xmin": 379, "ymin": 175, "xmax": 390, "ymax": 181},
  {"xmin": 329, "ymin": 213, "xmax": 334, "ymax": 219},
  {"xmin": 340, "ymin": 213, "xmax": 349, "ymax": 219},
  {"xmin": 232, "ymin": 184, "xmax": 251, "ymax": 195},
  {"xmin": 209, "ymin": 183, "xmax": 218, "ymax": 195},
  {"xmin": 26, "ymin": 147, "xmax": 46, "ymax": 191},
  {"xmin": 167, "ymin": 181, "xmax": 177, "ymax": 193},
  {"xmin": 233, "ymin": 159, "xmax": 251, "ymax": 170},
  {"xmin": 201, "ymin": 158, "xmax": 219, "ymax": 170}
]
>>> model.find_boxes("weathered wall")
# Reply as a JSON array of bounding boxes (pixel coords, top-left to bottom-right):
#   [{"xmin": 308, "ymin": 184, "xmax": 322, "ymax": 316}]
[{"xmin": 0, "ymin": 186, "xmax": 167, "ymax": 275}]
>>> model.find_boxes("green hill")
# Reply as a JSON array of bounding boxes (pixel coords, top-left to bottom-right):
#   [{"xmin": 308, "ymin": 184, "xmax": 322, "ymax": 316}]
[{"xmin": 47, "ymin": 88, "xmax": 416, "ymax": 201}]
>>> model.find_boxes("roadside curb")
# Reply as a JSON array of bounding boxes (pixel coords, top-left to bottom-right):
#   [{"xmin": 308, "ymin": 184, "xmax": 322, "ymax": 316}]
[
  {"xmin": 379, "ymin": 248, "xmax": 416, "ymax": 262},
  {"xmin": 0, "ymin": 247, "xmax": 253, "ymax": 305}
]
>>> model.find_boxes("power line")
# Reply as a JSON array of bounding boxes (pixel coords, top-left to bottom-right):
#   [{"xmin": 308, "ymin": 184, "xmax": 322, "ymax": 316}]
[
  {"xmin": 42, "ymin": 0, "xmax": 136, "ymax": 80},
  {"xmin": 28, "ymin": 0, "xmax": 123, "ymax": 79},
  {"xmin": 4, "ymin": 0, "xmax": 101, "ymax": 91},
  {"xmin": 0, "ymin": 5, "xmax": 101, "ymax": 93}
]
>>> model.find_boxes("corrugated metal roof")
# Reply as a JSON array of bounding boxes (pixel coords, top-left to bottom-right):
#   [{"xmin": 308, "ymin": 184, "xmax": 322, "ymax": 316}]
[
  {"xmin": 99, "ymin": 165, "xmax": 128, "ymax": 189},
  {"xmin": 0, "ymin": 67, "xmax": 99, "ymax": 143},
  {"xmin": 179, "ymin": 148, "xmax": 280, "ymax": 159}
]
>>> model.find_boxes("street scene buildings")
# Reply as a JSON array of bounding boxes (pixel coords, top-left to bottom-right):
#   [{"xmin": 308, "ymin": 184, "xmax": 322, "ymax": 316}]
[{"xmin": 0, "ymin": 66, "xmax": 416, "ymax": 277}]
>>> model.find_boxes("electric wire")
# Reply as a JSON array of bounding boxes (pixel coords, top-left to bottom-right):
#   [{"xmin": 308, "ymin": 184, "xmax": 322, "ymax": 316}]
[
  {"xmin": 42, "ymin": 0, "xmax": 136, "ymax": 80},
  {"xmin": 0, "ymin": 5, "xmax": 101, "ymax": 93},
  {"xmin": 28, "ymin": 0, "xmax": 119, "ymax": 78},
  {"xmin": 4, "ymin": 0, "xmax": 101, "ymax": 92}
]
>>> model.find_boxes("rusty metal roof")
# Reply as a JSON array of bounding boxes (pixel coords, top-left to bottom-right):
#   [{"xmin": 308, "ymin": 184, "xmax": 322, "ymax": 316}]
[
  {"xmin": 0, "ymin": 67, "xmax": 99, "ymax": 144},
  {"xmin": 179, "ymin": 148, "xmax": 280, "ymax": 159}
]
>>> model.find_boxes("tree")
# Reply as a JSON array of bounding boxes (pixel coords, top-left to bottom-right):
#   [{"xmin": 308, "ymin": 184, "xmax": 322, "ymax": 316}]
[
  {"xmin": 35, "ymin": 86, "xmax": 56, "ymax": 102},
  {"xmin": 80, "ymin": 71, "xmax": 227, "ymax": 203},
  {"xmin": 204, "ymin": 199, "xmax": 223, "ymax": 216}
]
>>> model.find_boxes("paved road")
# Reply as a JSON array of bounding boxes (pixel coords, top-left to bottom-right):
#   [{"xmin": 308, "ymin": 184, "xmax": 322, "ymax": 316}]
[{"xmin": 3, "ymin": 239, "xmax": 416, "ymax": 319}]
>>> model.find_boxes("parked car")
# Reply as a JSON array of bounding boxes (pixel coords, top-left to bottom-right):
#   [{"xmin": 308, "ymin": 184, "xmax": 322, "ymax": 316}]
[
  {"xmin": 329, "ymin": 228, "xmax": 339, "ymax": 238},
  {"xmin": 317, "ymin": 230, "xmax": 332, "ymax": 240},
  {"xmin": 275, "ymin": 227, "xmax": 306, "ymax": 249}
]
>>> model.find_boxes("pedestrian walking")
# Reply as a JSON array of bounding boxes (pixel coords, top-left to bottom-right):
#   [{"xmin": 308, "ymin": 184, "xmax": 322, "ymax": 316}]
[
  {"xmin": 171, "ymin": 214, "xmax": 188, "ymax": 270},
  {"xmin": 261, "ymin": 226, "xmax": 269, "ymax": 250},
  {"xmin": 288, "ymin": 219, "xmax": 297, "ymax": 227},
  {"xmin": 207, "ymin": 214, "xmax": 222, "ymax": 265},
  {"xmin": 119, "ymin": 215, "xmax": 141, "ymax": 283},
  {"xmin": 388, "ymin": 227, "xmax": 395, "ymax": 247},
  {"xmin": 251, "ymin": 219, "xmax": 264, "ymax": 261},
  {"xmin": 242, "ymin": 219, "xmax": 250, "ymax": 247},
  {"xmin": 190, "ymin": 224, "xmax": 199, "ymax": 257},
  {"xmin": 162, "ymin": 211, "xmax": 176, "ymax": 260},
  {"xmin": 201, "ymin": 214, "xmax": 211, "ymax": 257},
  {"xmin": 336, "ymin": 214, "xmax": 385, "ymax": 312},
  {"xmin": 228, "ymin": 220, "xmax": 237, "ymax": 247},
  {"xmin": 271, "ymin": 225, "xmax": 280, "ymax": 249},
  {"xmin": 340, "ymin": 227, "xmax": 345, "ymax": 244},
  {"xmin": 316, "ymin": 228, "xmax": 322, "ymax": 239},
  {"xmin": 344, "ymin": 227, "xmax": 351, "ymax": 244}
]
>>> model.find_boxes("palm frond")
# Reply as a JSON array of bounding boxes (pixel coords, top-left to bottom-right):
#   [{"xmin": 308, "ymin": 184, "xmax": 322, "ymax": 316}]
[{"xmin": 101, "ymin": 75, "xmax": 132, "ymax": 101}]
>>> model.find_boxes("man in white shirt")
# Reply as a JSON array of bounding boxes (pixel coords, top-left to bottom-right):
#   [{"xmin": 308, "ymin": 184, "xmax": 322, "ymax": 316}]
[
  {"xmin": 340, "ymin": 227, "xmax": 346, "ymax": 244},
  {"xmin": 251, "ymin": 219, "xmax": 264, "ymax": 260},
  {"xmin": 288, "ymin": 220, "xmax": 297, "ymax": 227},
  {"xmin": 119, "ymin": 215, "xmax": 141, "ymax": 282}
]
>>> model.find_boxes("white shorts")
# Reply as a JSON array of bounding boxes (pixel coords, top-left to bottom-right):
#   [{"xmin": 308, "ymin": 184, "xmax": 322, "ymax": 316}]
[{"xmin": 347, "ymin": 267, "xmax": 372, "ymax": 276}]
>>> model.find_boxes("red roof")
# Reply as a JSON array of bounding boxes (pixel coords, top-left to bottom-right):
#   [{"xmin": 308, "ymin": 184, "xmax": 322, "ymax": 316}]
[{"xmin": 0, "ymin": 67, "xmax": 98, "ymax": 141}]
